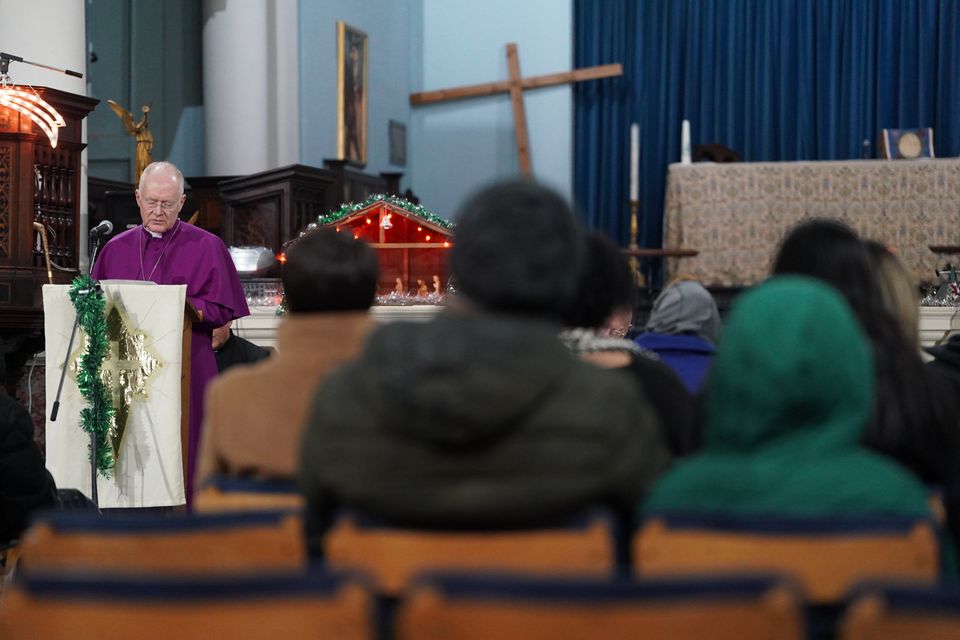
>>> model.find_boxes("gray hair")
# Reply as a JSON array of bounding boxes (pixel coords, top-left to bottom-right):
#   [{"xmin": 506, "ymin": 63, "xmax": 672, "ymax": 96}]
[{"xmin": 139, "ymin": 161, "xmax": 184, "ymax": 196}]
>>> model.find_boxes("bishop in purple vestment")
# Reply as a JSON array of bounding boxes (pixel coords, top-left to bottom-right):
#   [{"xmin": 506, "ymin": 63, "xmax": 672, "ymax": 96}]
[{"xmin": 91, "ymin": 161, "xmax": 249, "ymax": 504}]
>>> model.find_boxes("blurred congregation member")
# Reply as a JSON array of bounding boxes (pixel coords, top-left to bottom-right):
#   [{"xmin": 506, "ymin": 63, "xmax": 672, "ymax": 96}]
[
  {"xmin": 772, "ymin": 219, "xmax": 960, "ymax": 495},
  {"xmin": 195, "ymin": 229, "xmax": 378, "ymax": 494},
  {"xmin": 300, "ymin": 180, "xmax": 670, "ymax": 539},
  {"xmin": 644, "ymin": 276, "xmax": 932, "ymax": 521},
  {"xmin": 212, "ymin": 321, "xmax": 271, "ymax": 374},
  {"xmin": 865, "ymin": 241, "xmax": 922, "ymax": 351},
  {"xmin": 559, "ymin": 233, "xmax": 698, "ymax": 455},
  {"xmin": 1, "ymin": 390, "xmax": 57, "ymax": 547},
  {"xmin": 866, "ymin": 239, "xmax": 960, "ymax": 545},
  {"xmin": 633, "ymin": 279, "xmax": 720, "ymax": 394}
]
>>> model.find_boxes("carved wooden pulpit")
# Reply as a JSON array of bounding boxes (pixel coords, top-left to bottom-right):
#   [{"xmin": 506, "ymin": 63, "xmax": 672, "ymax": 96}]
[{"xmin": 0, "ymin": 86, "xmax": 98, "ymax": 391}]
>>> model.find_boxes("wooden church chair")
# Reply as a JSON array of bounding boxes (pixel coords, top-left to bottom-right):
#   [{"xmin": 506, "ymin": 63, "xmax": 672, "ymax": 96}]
[
  {"xmin": 16, "ymin": 510, "xmax": 306, "ymax": 576},
  {"xmin": 193, "ymin": 475, "xmax": 303, "ymax": 514},
  {"xmin": 839, "ymin": 582, "xmax": 960, "ymax": 640},
  {"xmin": 634, "ymin": 513, "xmax": 939, "ymax": 604},
  {"xmin": 325, "ymin": 509, "xmax": 617, "ymax": 596},
  {"xmin": 395, "ymin": 571, "xmax": 804, "ymax": 640},
  {"xmin": 880, "ymin": 128, "xmax": 935, "ymax": 159},
  {"xmin": 0, "ymin": 569, "xmax": 374, "ymax": 640}
]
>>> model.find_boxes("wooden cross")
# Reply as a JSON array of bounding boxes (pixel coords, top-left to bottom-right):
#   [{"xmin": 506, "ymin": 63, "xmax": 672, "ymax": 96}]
[{"xmin": 410, "ymin": 43, "xmax": 622, "ymax": 176}]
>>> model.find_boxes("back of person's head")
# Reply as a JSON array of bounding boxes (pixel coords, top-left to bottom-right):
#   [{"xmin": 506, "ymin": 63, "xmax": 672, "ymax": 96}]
[
  {"xmin": 644, "ymin": 280, "xmax": 720, "ymax": 343},
  {"xmin": 560, "ymin": 232, "xmax": 636, "ymax": 329},
  {"xmin": 771, "ymin": 219, "xmax": 943, "ymax": 473},
  {"xmin": 450, "ymin": 179, "xmax": 585, "ymax": 318},
  {"xmin": 771, "ymin": 219, "xmax": 883, "ymax": 334},
  {"xmin": 706, "ymin": 275, "xmax": 873, "ymax": 451},
  {"xmin": 282, "ymin": 228, "xmax": 379, "ymax": 313},
  {"xmin": 865, "ymin": 240, "xmax": 920, "ymax": 350}
]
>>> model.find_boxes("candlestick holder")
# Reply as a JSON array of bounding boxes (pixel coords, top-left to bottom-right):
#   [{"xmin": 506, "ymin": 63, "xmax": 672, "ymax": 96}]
[{"xmin": 627, "ymin": 199, "xmax": 645, "ymax": 287}]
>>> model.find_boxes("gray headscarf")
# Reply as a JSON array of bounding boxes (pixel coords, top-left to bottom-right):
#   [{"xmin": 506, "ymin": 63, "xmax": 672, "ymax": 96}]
[{"xmin": 644, "ymin": 280, "xmax": 721, "ymax": 344}]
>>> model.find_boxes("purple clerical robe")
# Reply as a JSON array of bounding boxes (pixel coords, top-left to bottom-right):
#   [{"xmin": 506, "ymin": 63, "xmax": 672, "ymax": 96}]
[{"xmin": 91, "ymin": 221, "xmax": 250, "ymax": 503}]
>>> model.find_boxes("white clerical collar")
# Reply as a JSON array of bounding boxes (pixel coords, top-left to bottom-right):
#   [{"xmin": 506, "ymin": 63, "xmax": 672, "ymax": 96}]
[{"xmin": 144, "ymin": 220, "xmax": 180, "ymax": 239}]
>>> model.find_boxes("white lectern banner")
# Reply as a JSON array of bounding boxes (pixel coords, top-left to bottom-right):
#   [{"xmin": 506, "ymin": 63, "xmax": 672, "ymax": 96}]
[{"xmin": 43, "ymin": 282, "xmax": 187, "ymax": 507}]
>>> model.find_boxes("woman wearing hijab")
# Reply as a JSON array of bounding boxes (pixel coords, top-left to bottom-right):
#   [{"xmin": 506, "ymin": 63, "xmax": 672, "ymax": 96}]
[
  {"xmin": 644, "ymin": 276, "xmax": 932, "ymax": 520},
  {"xmin": 634, "ymin": 280, "xmax": 721, "ymax": 394}
]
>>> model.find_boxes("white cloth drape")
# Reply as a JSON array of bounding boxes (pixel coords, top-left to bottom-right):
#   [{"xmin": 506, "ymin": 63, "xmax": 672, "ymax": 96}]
[{"xmin": 43, "ymin": 282, "xmax": 187, "ymax": 507}]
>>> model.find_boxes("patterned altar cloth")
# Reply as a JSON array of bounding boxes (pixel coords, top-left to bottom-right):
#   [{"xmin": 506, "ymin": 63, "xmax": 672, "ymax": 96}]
[{"xmin": 663, "ymin": 159, "xmax": 960, "ymax": 287}]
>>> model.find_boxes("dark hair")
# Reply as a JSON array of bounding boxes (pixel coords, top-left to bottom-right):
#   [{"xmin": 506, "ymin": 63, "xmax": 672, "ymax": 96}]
[
  {"xmin": 282, "ymin": 228, "xmax": 379, "ymax": 313},
  {"xmin": 772, "ymin": 219, "xmax": 879, "ymax": 325},
  {"xmin": 450, "ymin": 179, "xmax": 585, "ymax": 318},
  {"xmin": 560, "ymin": 232, "xmax": 635, "ymax": 328},
  {"xmin": 772, "ymin": 218, "xmax": 955, "ymax": 483}
]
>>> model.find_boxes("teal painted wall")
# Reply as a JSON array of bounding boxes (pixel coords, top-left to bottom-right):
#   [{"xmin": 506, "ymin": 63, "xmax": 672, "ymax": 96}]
[
  {"xmin": 83, "ymin": 0, "xmax": 573, "ymax": 218},
  {"xmin": 86, "ymin": 0, "xmax": 204, "ymax": 182},
  {"xmin": 409, "ymin": 0, "xmax": 573, "ymax": 218}
]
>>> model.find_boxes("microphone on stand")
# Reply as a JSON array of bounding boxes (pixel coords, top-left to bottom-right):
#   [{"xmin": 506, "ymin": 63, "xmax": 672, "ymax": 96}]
[{"xmin": 89, "ymin": 220, "xmax": 114, "ymax": 238}]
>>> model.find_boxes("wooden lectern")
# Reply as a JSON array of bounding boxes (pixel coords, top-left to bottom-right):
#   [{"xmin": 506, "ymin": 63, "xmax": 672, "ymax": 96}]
[{"xmin": 42, "ymin": 283, "xmax": 197, "ymax": 508}]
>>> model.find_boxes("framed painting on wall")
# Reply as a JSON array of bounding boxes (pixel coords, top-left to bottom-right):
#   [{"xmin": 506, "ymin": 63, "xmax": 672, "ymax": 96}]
[
  {"xmin": 337, "ymin": 21, "xmax": 368, "ymax": 166},
  {"xmin": 389, "ymin": 120, "xmax": 406, "ymax": 166}
]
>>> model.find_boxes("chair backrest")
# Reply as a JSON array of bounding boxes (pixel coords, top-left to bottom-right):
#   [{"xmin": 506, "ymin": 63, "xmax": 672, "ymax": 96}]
[
  {"xmin": 840, "ymin": 583, "xmax": 960, "ymax": 640},
  {"xmin": 0, "ymin": 569, "xmax": 373, "ymax": 640},
  {"xmin": 880, "ymin": 128, "xmax": 936, "ymax": 159},
  {"xmin": 325, "ymin": 510, "xmax": 616, "ymax": 596},
  {"xmin": 395, "ymin": 572, "xmax": 804, "ymax": 640},
  {"xmin": 193, "ymin": 476, "xmax": 304, "ymax": 513},
  {"xmin": 634, "ymin": 514, "xmax": 939, "ymax": 604},
  {"xmin": 17, "ymin": 510, "xmax": 306, "ymax": 575}
]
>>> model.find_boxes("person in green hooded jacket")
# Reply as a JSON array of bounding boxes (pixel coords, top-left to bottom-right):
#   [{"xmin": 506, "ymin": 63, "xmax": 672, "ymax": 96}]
[{"xmin": 643, "ymin": 276, "xmax": 932, "ymax": 520}]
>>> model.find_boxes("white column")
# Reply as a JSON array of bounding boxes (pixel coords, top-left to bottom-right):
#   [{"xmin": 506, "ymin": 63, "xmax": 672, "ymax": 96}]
[
  {"xmin": 0, "ymin": 0, "xmax": 89, "ymax": 267},
  {"xmin": 270, "ymin": 0, "xmax": 300, "ymax": 167},
  {"xmin": 203, "ymin": 0, "xmax": 279, "ymax": 175}
]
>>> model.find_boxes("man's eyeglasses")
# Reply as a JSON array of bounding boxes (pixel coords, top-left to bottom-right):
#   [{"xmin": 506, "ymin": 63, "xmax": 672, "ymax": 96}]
[{"xmin": 143, "ymin": 199, "xmax": 179, "ymax": 212}]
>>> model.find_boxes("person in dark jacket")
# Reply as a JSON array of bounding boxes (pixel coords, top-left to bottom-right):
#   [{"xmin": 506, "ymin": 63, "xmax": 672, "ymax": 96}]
[
  {"xmin": 299, "ymin": 180, "xmax": 671, "ymax": 539},
  {"xmin": 559, "ymin": 233, "xmax": 698, "ymax": 456},
  {"xmin": 212, "ymin": 321, "xmax": 271, "ymax": 374},
  {"xmin": 1, "ymin": 392, "xmax": 57, "ymax": 546}
]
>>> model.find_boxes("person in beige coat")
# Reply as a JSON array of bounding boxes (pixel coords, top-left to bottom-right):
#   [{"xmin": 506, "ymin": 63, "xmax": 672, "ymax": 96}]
[{"xmin": 194, "ymin": 229, "xmax": 379, "ymax": 495}]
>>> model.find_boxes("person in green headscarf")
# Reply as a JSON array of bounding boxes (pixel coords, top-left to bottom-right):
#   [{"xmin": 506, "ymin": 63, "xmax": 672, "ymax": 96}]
[{"xmin": 643, "ymin": 276, "xmax": 931, "ymax": 518}]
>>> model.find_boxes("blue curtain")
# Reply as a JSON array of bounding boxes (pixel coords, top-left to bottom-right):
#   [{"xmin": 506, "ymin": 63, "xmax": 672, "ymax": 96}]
[{"xmin": 574, "ymin": 0, "xmax": 960, "ymax": 254}]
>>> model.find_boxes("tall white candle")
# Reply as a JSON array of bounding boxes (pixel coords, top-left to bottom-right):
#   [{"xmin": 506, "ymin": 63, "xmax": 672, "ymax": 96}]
[
  {"xmin": 681, "ymin": 119, "xmax": 692, "ymax": 164},
  {"xmin": 629, "ymin": 123, "xmax": 639, "ymax": 201}
]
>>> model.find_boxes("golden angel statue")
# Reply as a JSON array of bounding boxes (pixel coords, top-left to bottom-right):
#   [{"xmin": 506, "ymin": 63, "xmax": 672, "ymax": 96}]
[{"xmin": 107, "ymin": 100, "xmax": 153, "ymax": 183}]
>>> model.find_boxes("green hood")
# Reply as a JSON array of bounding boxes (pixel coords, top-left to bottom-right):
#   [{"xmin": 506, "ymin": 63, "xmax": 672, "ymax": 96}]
[
  {"xmin": 706, "ymin": 276, "xmax": 872, "ymax": 454},
  {"xmin": 644, "ymin": 276, "xmax": 930, "ymax": 517}
]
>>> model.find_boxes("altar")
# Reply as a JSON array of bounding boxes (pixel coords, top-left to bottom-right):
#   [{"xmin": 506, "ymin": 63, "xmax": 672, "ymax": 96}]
[
  {"xmin": 233, "ymin": 305, "xmax": 441, "ymax": 351},
  {"xmin": 233, "ymin": 302, "xmax": 958, "ymax": 351},
  {"xmin": 663, "ymin": 159, "xmax": 960, "ymax": 287}
]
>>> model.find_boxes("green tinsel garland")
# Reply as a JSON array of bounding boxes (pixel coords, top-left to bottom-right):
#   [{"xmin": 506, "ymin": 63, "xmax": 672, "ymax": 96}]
[
  {"xmin": 69, "ymin": 275, "xmax": 116, "ymax": 477},
  {"xmin": 315, "ymin": 194, "xmax": 455, "ymax": 230}
]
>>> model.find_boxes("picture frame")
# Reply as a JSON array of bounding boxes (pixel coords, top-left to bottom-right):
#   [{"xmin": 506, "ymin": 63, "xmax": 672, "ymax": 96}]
[
  {"xmin": 389, "ymin": 119, "xmax": 407, "ymax": 167},
  {"xmin": 336, "ymin": 21, "xmax": 368, "ymax": 167}
]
